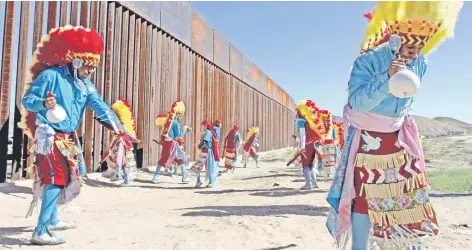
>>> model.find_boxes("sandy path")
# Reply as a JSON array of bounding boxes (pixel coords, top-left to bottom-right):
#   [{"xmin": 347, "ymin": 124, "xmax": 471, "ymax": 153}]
[{"xmin": 1, "ymin": 149, "xmax": 471, "ymax": 250}]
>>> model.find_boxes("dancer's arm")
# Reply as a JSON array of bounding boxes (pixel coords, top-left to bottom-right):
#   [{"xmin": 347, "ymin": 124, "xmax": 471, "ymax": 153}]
[
  {"xmin": 86, "ymin": 82, "xmax": 119, "ymax": 127},
  {"xmin": 21, "ymin": 70, "xmax": 55, "ymax": 112},
  {"xmin": 348, "ymin": 53, "xmax": 390, "ymax": 113}
]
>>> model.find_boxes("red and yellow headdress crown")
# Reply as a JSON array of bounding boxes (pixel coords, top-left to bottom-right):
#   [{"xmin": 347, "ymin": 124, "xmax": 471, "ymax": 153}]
[
  {"xmin": 155, "ymin": 101, "xmax": 185, "ymax": 137},
  {"xmin": 361, "ymin": 1, "xmax": 463, "ymax": 55},
  {"xmin": 18, "ymin": 26, "xmax": 105, "ymax": 138},
  {"xmin": 296, "ymin": 100, "xmax": 332, "ymax": 142}
]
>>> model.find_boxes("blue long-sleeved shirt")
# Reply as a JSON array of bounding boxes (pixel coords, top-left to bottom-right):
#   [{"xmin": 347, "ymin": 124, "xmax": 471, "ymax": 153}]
[
  {"xmin": 168, "ymin": 119, "xmax": 181, "ymax": 139},
  {"xmin": 348, "ymin": 43, "xmax": 428, "ymax": 117},
  {"xmin": 213, "ymin": 126, "xmax": 221, "ymax": 142},
  {"xmin": 202, "ymin": 129, "xmax": 214, "ymax": 149},
  {"xmin": 21, "ymin": 65, "xmax": 117, "ymax": 132}
]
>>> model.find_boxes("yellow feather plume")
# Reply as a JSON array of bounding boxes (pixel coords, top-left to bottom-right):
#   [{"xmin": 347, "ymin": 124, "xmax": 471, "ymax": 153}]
[
  {"xmin": 173, "ymin": 101, "xmax": 185, "ymax": 116},
  {"xmin": 155, "ymin": 115, "xmax": 167, "ymax": 128},
  {"xmin": 246, "ymin": 127, "xmax": 259, "ymax": 141},
  {"xmin": 111, "ymin": 99, "xmax": 137, "ymax": 137},
  {"xmin": 362, "ymin": 1, "xmax": 463, "ymax": 55}
]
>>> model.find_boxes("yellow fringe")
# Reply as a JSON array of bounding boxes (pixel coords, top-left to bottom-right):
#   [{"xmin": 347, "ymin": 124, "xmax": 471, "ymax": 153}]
[
  {"xmin": 125, "ymin": 150, "xmax": 137, "ymax": 168},
  {"xmin": 55, "ymin": 139, "xmax": 81, "ymax": 156},
  {"xmin": 355, "ymin": 150, "xmax": 408, "ymax": 170},
  {"xmin": 362, "ymin": 173, "xmax": 426, "ymax": 199},
  {"xmin": 368, "ymin": 203, "xmax": 435, "ymax": 227}
]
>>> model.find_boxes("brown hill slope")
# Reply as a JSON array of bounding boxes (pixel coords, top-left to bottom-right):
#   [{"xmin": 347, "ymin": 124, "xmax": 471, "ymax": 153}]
[{"xmin": 433, "ymin": 117, "xmax": 472, "ymax": 133}]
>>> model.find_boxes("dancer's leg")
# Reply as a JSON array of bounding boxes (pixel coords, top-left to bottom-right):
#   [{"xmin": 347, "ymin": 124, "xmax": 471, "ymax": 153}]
[
  {"xmin": 351, "ymin": 212, "xmax": 372, "ymax": 250},
  {"xmin": 301, "ymin": 167, "xmax": 313, "ymax": 190},
  {"xmin": 35, "ymin": 185, "xmax": 62, "ymax": 236},
  {"xmin": 309, "ymin": 166, "xmax": 318, "ymax": 188},
  {"xmin": 152, "ymin": 166, "xmax": 162, "ymax": 183},
  {"xmin": 195, "ymin": 174, "xmax": 203, "ymax": 187}
]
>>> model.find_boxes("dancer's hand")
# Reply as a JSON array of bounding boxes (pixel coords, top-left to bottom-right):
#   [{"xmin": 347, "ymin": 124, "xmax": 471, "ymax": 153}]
[
  {"xmin": 44, "ymin": 92, "xmax": 57, "ymax": 109},
  {"xmin": 388, "ymin": 57, "xmax": 408, "ymax": 77}
]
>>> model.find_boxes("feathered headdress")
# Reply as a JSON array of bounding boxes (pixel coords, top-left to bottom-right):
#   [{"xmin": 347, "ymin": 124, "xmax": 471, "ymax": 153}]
[
  {"xmin": 155, "ymin": 101, "xmax": 185, "ymax": 138},
  {"xmin": 111, "ymin": 99, "xmax": 137, "ymax": 137},
  {"xmin": 296, "ymin": 100, "xmax": 332, "ymax": 142},
  {"xmin": 246, "ymin": 127, "xmax": 259, "ymax": 141},
  {"xmin": 319, "ymin": 109, "xmax": 334, "ymax": 143},
  {"xmin": 333, "ymin": 121, "xmax": 345, "ymax": 149},
  {"xmin": 360, "ymin": 1, "xmax": 463, "ymax": 55},
  {"xmin": 18, "ymin": 25, "xmax": 105, "ymax": 138}
]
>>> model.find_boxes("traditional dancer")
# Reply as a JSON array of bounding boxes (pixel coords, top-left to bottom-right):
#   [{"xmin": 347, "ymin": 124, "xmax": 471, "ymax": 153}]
[
  {"xmin": 98, "ymin": 99, "xmax": 139, "ymax": 187},
  {"xmin": 189, "ymin": 121, "xmax": 220, "ymax": 188},
  {"xmin": 213, "ymin": 120, "xmax": 222, "ymax": 166},
  {"xmin": 19, "ymin": 26, "xmax": 120, "ymax": 245},
  {"xmin": 153, "ymin": 101, "xmax": 192, "ymax": 183},
  {"xmin": 223, "ymin": 125, "xmax": 241, "ymax": 172},
  {"xmin": 295, "ymin": 100, "xmax": 327, "ymax": 190},
  {"xmin": 242, "ymin": 127, "xmax": 260, "ymax": 168},
  {"xmin": 326, "ymin": 2, "xmax": 463, "ymax": 249}
]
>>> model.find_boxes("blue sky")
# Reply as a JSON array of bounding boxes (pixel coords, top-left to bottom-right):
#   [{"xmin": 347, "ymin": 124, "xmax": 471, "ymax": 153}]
[{"xmin": 192, "ymin": 1, "xmax": 472, "ymax": 123}]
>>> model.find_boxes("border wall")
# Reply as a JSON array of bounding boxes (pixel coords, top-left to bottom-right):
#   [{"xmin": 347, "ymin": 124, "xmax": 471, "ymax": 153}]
[{"xmin": 0, "ymin": 1, "xmax": 296, "ymax": 183}]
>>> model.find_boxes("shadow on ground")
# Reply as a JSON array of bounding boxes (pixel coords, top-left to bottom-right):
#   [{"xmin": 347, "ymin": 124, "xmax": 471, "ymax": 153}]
[
  {"xmin": 135, "ymin": 185, "xmax": 196, "ymax": 190},
  {"xmin": 241, "ymin": 174, "xmax": 298, "ymax": 181},
  {"xmin": 0, "ymin": 184, "xmax": 32, "ymax": 198},
  {"xmin": 255, "ymin": 244, "xmax": 298, "ymax": 250},
  {"xmin": 0, "ymin": 226, "xmax": 32, "ymax": 246},
  {"xmin": 82, "ymin": 177, "xmax": 120, "ymax": 188},
  {"xmin": 195, "ymin": 187, "xmax": 293, "ymax": 195},
  {"xmin": 180, "ymin": 204, "xmax": 329, "ymax": 217},
  {"xmin": 249, "ymin": 189, "xmax": 327, "ymax": 198}
]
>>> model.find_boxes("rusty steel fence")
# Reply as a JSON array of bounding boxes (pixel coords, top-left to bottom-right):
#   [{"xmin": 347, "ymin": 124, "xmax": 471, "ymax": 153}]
[{"xmin": 0, "ymin": 1, "xmax": 296, "ymax": 183}]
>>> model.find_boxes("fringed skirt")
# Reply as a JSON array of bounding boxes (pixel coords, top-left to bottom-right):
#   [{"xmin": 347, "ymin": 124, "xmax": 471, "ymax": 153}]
[
  {"xmin": 104, "ymin": 146, "xmax": 138, "ymax": 181},
  {"xmin": 27, "ymin": 131, "xmax": 83, "ymax": 218},
  {"xmin": 189, "ymin": 149, "xmax": 208, "ymax": 176},
  {"xmin": 224, "ymin": 148, "xmax": 237, "ymax": 169},
  {"xmin": 353, "ymin": 130, "xmax": 439, "ymax": 245}
]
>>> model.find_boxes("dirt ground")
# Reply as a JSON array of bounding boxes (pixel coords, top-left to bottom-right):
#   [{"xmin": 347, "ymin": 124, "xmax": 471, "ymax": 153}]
[{"xmin": 1, "ymin": 148, "xmax": 472, "ymax": 250}]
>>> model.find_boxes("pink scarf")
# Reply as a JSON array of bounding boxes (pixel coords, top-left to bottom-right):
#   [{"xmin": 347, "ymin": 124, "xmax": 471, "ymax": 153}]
[{"xmin": 335, "ymin": 104, "xmax": 425, "ymax": 240}]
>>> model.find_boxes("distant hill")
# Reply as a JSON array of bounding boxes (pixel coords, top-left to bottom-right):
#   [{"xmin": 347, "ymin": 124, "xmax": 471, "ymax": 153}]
[
  {"xmin": 433, "ymin": 117, "xmax": 472, "ymax": 133},
  {"xmin": 413, "ymin": 115, "xmax": 468, "ymax": 138},
  {"xmin": 330, "ymin": 115, "xmax": 471, "ymax": 138}
]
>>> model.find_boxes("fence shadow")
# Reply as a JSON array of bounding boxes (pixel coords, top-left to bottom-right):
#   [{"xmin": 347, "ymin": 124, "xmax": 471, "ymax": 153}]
[
  {"xmin": 248, "ymin": 189, "xmax": 327, "ymax": 198},
  {"xmin": 82, "ymin": 177, "xmax": 120, "ymax": 188},
  {"xmin": 195, "ymin": 187, "xmax": 293, "ymax": 195},
  {"xmin": 180, "ymin": 204, "xmax": 329, "ymax": 218}
]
